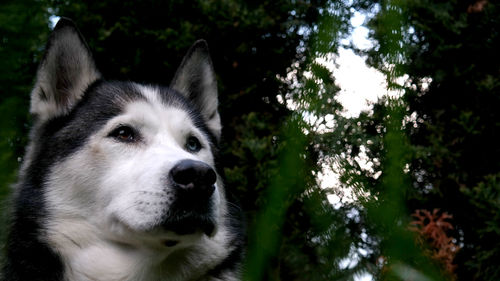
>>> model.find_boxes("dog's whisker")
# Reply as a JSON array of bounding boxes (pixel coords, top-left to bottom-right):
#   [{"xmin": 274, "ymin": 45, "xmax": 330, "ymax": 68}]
[{"xmin": 224, "ymin": 200, "xmax": 243, "ymax": 213}]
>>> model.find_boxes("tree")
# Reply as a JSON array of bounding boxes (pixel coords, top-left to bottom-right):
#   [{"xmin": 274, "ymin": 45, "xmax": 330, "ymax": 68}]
[{"xmin": 352, "ymin": 0, "xmax": 500, "ymax": 279}]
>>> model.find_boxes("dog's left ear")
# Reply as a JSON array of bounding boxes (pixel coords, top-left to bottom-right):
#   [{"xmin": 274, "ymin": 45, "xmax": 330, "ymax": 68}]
[
  {"xmin": 170, "ymin": 40, "xmax": 221, "ymax": 140},
  {"xmin": 30, "ymin": 17, "xmax": 101, "ymax": 121}
]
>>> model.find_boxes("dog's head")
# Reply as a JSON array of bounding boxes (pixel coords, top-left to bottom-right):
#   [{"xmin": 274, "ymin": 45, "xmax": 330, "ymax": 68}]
[{"xmin": 26, "ymin": 18, "xmax": 226, "ymax": 249}]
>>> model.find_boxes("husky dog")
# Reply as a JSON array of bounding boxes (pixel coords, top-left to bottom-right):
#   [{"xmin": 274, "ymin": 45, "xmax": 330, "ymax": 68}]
[{"xmin": 1, "ymin": 18, "xmax": 244, "ymax": 281}]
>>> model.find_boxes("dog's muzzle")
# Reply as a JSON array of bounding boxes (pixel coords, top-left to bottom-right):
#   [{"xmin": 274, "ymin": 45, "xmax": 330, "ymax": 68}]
[{"xmin": 161, "ymin": 159, "xmax": 217, "ymax": 235}]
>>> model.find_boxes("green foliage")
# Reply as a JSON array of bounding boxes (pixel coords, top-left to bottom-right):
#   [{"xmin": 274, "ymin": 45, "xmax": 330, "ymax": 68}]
[
  {"xmin": 244, "ymin": 118, "xmax": 308, "ymax": 281},
  {"xmin": 0, "ymin": 0, "xmax": 50, "ymax": 248},
  {"xmin": 0, "ymin": 97, "xmax": 26, "ymax": 244},
  {"xmin": 460, "ymin": 174, "xmax": 500, "ymax": 279},
  {"xmin": 0, "ymin": 0, "xmax": 50, "ymax": 181},
  {"xmin": 0, "ymin": 0, "xmax": 50, "ymax": 101},
  {"xmin": 352, "ymin": 0, "xmax": 500, "ymax": 280}
]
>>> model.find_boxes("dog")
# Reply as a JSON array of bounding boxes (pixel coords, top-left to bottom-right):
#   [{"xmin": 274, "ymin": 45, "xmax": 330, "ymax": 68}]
[{"xmin": 1, "ymin": 18, "xmax": 244, "ymax": 281}]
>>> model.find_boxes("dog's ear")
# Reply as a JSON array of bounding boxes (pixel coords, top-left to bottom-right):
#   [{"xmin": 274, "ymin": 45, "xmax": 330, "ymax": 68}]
[
  {"xmin": 170, "ymin": 40, "xmax": 221, "ymax": 140},
  {"xmin": 30, "ymin": 17, "xmax": 101, "ymax": 121}
]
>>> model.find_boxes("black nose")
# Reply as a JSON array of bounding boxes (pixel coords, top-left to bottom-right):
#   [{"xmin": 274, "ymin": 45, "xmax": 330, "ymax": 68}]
[{"xmin": 170, "ymin": 159, "xmax": 216, "ymax": 199}]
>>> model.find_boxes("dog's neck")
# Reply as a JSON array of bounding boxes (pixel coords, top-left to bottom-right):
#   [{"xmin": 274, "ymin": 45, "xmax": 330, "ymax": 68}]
[{"xmin": 44, "ymin": 218, "xmax": 234, "ymax": 281}]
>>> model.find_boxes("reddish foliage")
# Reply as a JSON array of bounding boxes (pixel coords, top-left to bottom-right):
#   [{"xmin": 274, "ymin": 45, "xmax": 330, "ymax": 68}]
[
  {"xmin": 467, "ymin": 0, "xmax": 488, "ymax": 13},
  {"xmin": 410, "ymin": 209, "xmax": 460, "ymax": 279}
]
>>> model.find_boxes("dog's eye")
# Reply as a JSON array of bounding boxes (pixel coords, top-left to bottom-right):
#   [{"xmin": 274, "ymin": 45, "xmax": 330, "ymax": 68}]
[
  {"xmin": 109, "ymin": 125, "xmax": 138, "ymax": 143},
  {"xmin": 186, "ymin": 136, "xmax": 202, "ymax": 152}
]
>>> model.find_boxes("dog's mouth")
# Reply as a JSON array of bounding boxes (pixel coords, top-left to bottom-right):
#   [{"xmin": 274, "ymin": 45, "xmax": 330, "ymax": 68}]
[
  {"xmin": 161, "ymin": 211, "xmax": 216, "ymax": 236},
  {"xmin": 159, "ymin": 195, "xmax": 217, "ymax": 236},
  {"xmin": 163, "ymin": 240, "xmax": 179, "ymax": 247},
  {"xmin": 160, "ymin": 215, "xmax": 215, "ymax": 247}
]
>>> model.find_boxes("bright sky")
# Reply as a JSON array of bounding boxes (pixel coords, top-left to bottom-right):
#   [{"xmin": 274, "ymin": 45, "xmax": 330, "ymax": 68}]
[
  {"xmin": 333, "ymin": 47, "xmax": 387, "ymax": 117},
  {"xmin": 334, "ymin": 11, "xmax": 387, "ymax": 117}
]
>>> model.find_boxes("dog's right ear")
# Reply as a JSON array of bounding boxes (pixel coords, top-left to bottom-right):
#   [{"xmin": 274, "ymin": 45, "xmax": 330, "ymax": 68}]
[
  {"xmin": 30, "ymin": 17, "xmax": 101, "ymax": 121},
  {"xmin": 170, "ymin": 40, "xmax": 221, "ymax": 141}
]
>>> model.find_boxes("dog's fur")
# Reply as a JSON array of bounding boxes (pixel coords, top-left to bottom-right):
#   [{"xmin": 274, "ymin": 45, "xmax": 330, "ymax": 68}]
[{"xmin": 1, "ymin": 18, "xmax": 244, "ymax": 281}]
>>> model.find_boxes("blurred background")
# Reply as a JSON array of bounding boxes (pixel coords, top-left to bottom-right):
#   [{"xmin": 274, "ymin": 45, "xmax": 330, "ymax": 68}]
[{"xmin": 1, "ymin": 0, "xmax": 499, "ymax": 280}]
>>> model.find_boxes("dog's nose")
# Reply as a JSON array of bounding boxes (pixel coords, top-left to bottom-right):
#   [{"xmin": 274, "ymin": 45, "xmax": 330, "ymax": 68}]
[{"xmin": 170, "ymin": 160, "xmax": 216, "ymax": 199}]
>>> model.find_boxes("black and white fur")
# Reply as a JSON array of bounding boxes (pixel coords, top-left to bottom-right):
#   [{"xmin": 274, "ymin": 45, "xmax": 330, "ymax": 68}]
[{"xmin": 1, "ymin": 18, "xmax": 243, "ymax": 281}]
